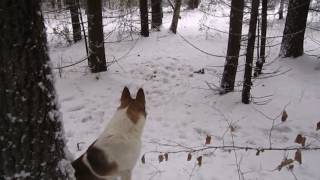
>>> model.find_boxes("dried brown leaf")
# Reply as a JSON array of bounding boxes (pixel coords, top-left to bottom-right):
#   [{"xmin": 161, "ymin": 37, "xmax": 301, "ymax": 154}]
[
  {"xmin": 197, "ymin": 156, "xmax": 202, "ymax": 167},
  {"xmin": 288, "ymin": 164, "xmax": 294, "ymax": 171},
  {"xmin": 230, "ymin": 125, "xmax": 235, "ymax": 132},
  {"xmin": 141, "ymin": 154, "xmax": 145, "ymax": 164},
  {"xmin": 281, "ymin": 110, "xmax": 288, "ymax": 122},
  {"xmin": 205, "ymin": 135, "xmax": 211, "ymax": 145},
  {"xmin": 294, "ymin": 149, "xmax": 302, "ymax": 164},
  {"xmin": 256, "ymin": 150, "xmax": 260, "ymax": 156},
  {"xmin": 164, "ymin": 153, "xmax": 168, "ymax": 161},
  {"xmin": 277, "ymin": 158, "xmax": 294, "ymax": 171},
  {"xmin": 158, "ymin": 154, "xmax": 164, "ymax": 163},
  {"xmin": 295, "ymin": 134, "xmax": 303, "ymax": 144},
  {"xmin": 187, "ymin": 153, "xmax": 192, "ymax": 161}
]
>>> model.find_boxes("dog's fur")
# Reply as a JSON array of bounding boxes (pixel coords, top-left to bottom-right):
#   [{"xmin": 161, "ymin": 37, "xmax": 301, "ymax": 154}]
[{"xmin": 72, "ymin": 87, "xmax": 147, "ymax": 180}]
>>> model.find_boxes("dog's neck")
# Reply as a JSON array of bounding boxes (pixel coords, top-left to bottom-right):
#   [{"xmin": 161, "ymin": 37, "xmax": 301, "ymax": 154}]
[{"xmin": 101, "ymin": 108, "xmax": 146, "ymax": 139}]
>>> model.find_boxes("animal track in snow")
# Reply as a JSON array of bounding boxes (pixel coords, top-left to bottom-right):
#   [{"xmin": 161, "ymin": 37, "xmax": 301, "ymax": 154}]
[{"xmin": 67, "ymin": 105, "xmax": 85, "ymax": 112}]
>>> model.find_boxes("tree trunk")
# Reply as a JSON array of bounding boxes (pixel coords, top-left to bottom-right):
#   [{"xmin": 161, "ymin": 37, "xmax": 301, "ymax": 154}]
[
  {"xmin": 151, "ymin": 0, "xmax": 163, "ymax": 29},
  {"xmin": 139, "ymin": 0, "xmax": 149, "ymax": 36},
  {"xmin": 242, "ymin": 0, "xmax": 259, "ymax": 104},
  {"xmin": 280, "ymin": 0, "xmax": 311, "ymax": 58},
  {"xmin": 87, "ymin": 0, "xmax": 107, "ymax": 73},
  {"xmin": 279, "ymin": 0, "xmax": 285, "ymax": 19},
  {"xmin": 188, "ymin": 0, "xmax": 200, "ymax": 9},
  {"xmin": 57, "ymin": 0, "xmax": 63, "ymax": 9},
  {"xmin": 220, "ymin": 0, "xmax": 244, "ymax": 93},
  {"xmin": 170, "ymin": 0, "xmax": 182, "ymax": 34},
  {"xmin": 68, "ymin": 0, "xmax": 82, "ymax": 42},
  {"xmin": 254, "ymin": 0, "xmax": 267, "ymax": 77},
  {"xmin": 0, "ymin": 0, "xmax": 72, "ymax": 179}
]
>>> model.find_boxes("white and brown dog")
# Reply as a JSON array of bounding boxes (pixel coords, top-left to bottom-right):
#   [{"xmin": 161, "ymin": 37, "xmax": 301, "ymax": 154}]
[{"xmin": 72, "ymin": 87, "xmax": 147, "ymax": 180}]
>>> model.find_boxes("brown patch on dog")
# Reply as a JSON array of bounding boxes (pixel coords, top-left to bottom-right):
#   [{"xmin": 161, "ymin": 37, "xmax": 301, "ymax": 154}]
[
  {"xmin": 127, "ymin": 88, "xmax": 146, "ymax": 124},
  {"xmin": 118, "ymin": 86, "xmax": 133, "ymax": 109},
  {"xmin": 86, "ymin": 146, "xmax": 118, "ymax": 176},
  {"xmin": 72, "ymin": 154, "xmax": 103, "ymax": 180},
  {"xmin": 117, "ymin": 87, "xmax": 146, "ymax": 124},
  {"xmin": 72, "ymin": 142, "xmax": 118, "ymax": 180}
]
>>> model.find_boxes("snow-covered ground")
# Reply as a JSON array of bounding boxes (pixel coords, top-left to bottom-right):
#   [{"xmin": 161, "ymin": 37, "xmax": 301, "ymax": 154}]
[{"xmin": 47, "ymin": 7, "xmax": 320, "ymax": 180}]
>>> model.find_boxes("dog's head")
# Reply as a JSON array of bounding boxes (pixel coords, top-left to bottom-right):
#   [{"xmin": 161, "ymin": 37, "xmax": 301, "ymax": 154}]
[{"xmin": 118, "ymin": 87, "xmax": 146, "ymax": 125}]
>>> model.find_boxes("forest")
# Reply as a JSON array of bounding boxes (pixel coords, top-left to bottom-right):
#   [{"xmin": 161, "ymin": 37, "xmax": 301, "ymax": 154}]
[{"xmin": 1, "ymin": 0, "xmax": 320, "ymax": 179}]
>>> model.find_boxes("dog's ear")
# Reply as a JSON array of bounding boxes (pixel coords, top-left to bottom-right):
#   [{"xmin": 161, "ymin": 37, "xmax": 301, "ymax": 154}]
[
  {"xmin": 120, "ymin": 86, "xmax": 132, "ymax": 108},
  {"xmin": 136, "ymin": 88, "xmax": 145, "ymax": 106}
]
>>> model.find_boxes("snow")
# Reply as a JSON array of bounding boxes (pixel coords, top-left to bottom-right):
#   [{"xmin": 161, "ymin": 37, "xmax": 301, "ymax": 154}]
[{"xmin": 47, "ymin": 7, "xmax": 320, "ymax": 180}]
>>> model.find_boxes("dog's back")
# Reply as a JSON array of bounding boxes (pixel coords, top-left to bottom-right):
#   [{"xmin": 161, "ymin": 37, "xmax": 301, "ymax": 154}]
[{"xmin": 72, "ymin": 87, "xmax": 146, "ymax": 180}]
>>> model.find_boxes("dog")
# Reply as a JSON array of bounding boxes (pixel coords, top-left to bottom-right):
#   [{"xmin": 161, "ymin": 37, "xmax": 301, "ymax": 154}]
[{"xmin": 72, "ymin": 87, "xmax": 147, "ymax": 180}]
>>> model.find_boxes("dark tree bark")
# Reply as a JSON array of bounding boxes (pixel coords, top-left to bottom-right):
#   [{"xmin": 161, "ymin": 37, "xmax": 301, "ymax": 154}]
[
  {"xmin": 279, "ymin": 0, "xmax": 285, "ymax": 19},
  {"xmin": 51, "ymin": 0, "xmax": 56, "ymax": 8},
  {"xmin": 87, "ymin": 0, "xmax": 107, "ymax": 73},
  {"xmin": 151, "ymin": 0, "xmax": 163, "ymax": 29},
  {"xmin": 254, "ymin": 0, "xmax": 267, "ymax": 77},
  {"xmin": 220, "ymin": 0, "xmax": 244, "ymax": 93},
  {"xmin": 242, "ymin": 0, "xmax": 259, "ymax": 104},
  {"xmin": 0, "ymin": 0, "xmax": 72, "ymax": 179},
  {"xmin": 188, "ymin": 0, "xmax": 200, "ymax": 9},
  {"xmin": 280, "ymin": 0, "xmax": 311, "ymax": 57},
  {"xmin": 67, "ymin": 0, "xmax": 82, "ymax": 42},
  {"xmin": 170, "ymin": 0, "xmax": 182, "ymax": 34},
  {"xmin": 80, "ymin": 0, "xmax": 88, "ymax": 13},
  {"xmin": 139, "ymin": 0, "xmax": 149, "ymax": 36}
]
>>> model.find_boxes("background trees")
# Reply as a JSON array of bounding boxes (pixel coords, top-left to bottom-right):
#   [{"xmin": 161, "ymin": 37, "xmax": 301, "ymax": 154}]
[
  {"xmin": 0, "ymin": 0, "xmax": 72, "ymax": 178},
  {"xmin": 87, "ymin": 0, "xmax": 107, "ymax": 72},
  {"xmin": 151, "ymin": 0, "xmax": 163, "ymax": 29},
  {"xmin": 254, "ymin": 0, "xmax": 268, "ymax": 77},
  {"xmin": 140, "ymin": 0, "xmax": 149, "ymax": 36},
  {"xmin": 280, "ymin": 0, "xmax": 311, "ymax": 57},
  {"xmin": 1, "ymin": 0, "xmax": 319, "ymax": 177},
  {"xmin": 242, "ymin": 0, "xmax": 260, "ymax": 104},
  {"xmin": 220, "ymin": 0, "xmax": 244, "ymax": 93},
  {"xmin": 170, "ymin": 0, "xmax": 182, "ymax": 34},
  {"xmin": 67, "ymin": 0, "xmax": 82, "ymax": 42},
  {"xmin": 188, "ymin": 0, "xmax": 200, "ymax": 9}
]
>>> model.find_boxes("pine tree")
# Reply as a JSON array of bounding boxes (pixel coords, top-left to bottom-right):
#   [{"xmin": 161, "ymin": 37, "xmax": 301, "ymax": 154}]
[
  {"xmin": 151, "ymin": 0, "xmax": 163, "ymax": 29},
  {"xmin": 280, "ymin": 0, "xmax": 311, "ymax": 57},
  {"xmin": 0, "ymin": 0, "xmax": 73, "ymax": 179},
  {"xmin": 188, "ymin": 0, "xmax": 200, "ymax": 9},
  {"xmin": 67, "ymin": 0, "xmax": 82, "ymax": 42},
  {"xmin": 254, "ymin": 0, "xmax": 267, "ymax": 76},
  {"xmin": 170, "ymin": 0, "xmax": 182, "ymax": 34},
  {"xmin": 140, "ymin": 0, "xmax": 149, "ymax": 36},
  {"xmin": 279, "ymin": 0, "xmax": 285, "ymax": 19},
  {"xmin": 220, "ymin": 0, "xmax": 244, "ymax": 93},
  {"xmin": 242, "ymin": 0, "xmax": 260, "ymax": 104},
  {"xmin": 87, "ymin": 0, "xmax": 107, "ymax": 72}
]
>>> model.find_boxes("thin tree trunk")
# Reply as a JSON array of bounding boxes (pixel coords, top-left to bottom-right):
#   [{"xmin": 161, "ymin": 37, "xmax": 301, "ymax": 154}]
[
  {"xmin": 140, "ymin": 0, "xmax": 149, "ymax": 37},
  {"xmin": 68, "ymin": 0, "xmax": 82, "ymax": 42},
  {"xmin": 57, "ymin": 0, "xmax": 63, "ymax": 9},
  {"xmin": 280, "ymin": 0, "xmax": 311, "ymax": 57},
  {"xmin": 87, "ymin": 0, "xmax": 107, "ymax": 72},
  {"xmin": 188, "ymin": 0, "xmax": 200, "ymax": 9},
  {"xmin": 254, "ymin": 0, "xmax": 267, "ymax": 77},
  {"xmin": 242, "ymin": 0, "xmax": 259, "ymax": 104},
  {"xmin": 0, "ymin": 0, "xmax": 72, "ymax": 178},
  {"xmin": 170, "ymin": 0, "xmax": 182, "ymax": 34},
  {"xmin": 51, "ymin": 0, "xmax": 56, "ymax": 8},
  {"xmin": 220, "ymin": 0, "xmax": 244, "ymax": 93},
  {"xmin": 279, "ymin": 0, "xmax": 285, "ymax": 19},
  {"xmin": 151, "ymin": 0, "xmax": 163, "ymax": 29}
]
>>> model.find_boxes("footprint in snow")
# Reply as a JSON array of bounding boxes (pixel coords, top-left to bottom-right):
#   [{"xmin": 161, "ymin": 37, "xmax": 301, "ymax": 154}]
[
  {"xmin": 61, "ymin": 96, "xmax": 75, "ymax": 102},
  {"xmin": 67, "ymin": 105, "xmax": 85, "ymax": 112}
]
